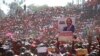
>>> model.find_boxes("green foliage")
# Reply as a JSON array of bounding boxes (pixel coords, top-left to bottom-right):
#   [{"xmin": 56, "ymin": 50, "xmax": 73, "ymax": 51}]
[
  {"xmin": 0, "ymin": 9, "xmax": 5, "ymax": 19},
  {"xmin": 9, "ymin": 2, "xmax": 19, "ymax": 10},
  {"xmin": 8, "ymin": 2, "xmax": 23, "ymax": 16},
  {"xmin": 28, "ymin": 4, "xmax": 48, "ymax": 12},
  {"xmin": 14, "ymin": 0, "xmax": 25, "ymax": 5}
]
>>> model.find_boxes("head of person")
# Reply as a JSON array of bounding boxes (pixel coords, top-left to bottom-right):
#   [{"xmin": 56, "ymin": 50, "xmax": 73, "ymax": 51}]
[
  {"xmin": 20, "ymin": 47, "xmax": 26, "ymax": 53},
  {"xmin": 73, "ymin": 35, "xmax": 77, "ymax": 39},
  {"xmin": 66, "ymin": 18, "xmax": 72, "ymax": 26},
  {"xmin": 23, "ymin": 51, "xmax": 32, "ymax": 56},
  {"xmin": 5, "ymin": 50, "xmax": 14, "ymax": 56}
]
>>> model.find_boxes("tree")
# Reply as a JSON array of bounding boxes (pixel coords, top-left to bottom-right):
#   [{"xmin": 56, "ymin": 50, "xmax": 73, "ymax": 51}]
[
  {"xmin": 9, "ymin": 2, "xmax": 19, "ymax": 10},
  {"xmin": 8, "ymin": 2, "xmax": 23, "ymax": 17},
  {"xmin": 39, "ymin": 5, "xmax": 48, "ymax": 9},
  {"xmin": 0, "ymin": 9, "xmax": 5, "ymax": 19},
  {"xmin": 28, "ymin": 4, "xmax": 39, "ymax": 12},
  {"xmin": 28, "ymin": 4, "xmax": 48, "ymax": 12},
  {"xmin": 15, "ymin": 0, "xmax": 25, "ymax": 5}
]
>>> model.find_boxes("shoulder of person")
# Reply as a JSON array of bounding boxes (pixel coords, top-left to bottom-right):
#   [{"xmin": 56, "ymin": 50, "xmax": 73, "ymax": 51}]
[
  {"xmin": 71, "ymin": 25, "xmax": 74, "ymax": 26},
  {"xmin": 72, "ymin": 25, "xmax": 75, "ymax": 27},
  {"xmin": 64, "ymin": 26, "xmax": 67, "ymax": 28}
]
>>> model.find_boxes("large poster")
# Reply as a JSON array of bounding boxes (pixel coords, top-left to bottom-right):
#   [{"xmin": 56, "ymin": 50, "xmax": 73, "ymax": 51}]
[
  {"xmin": 58, "ymin": 17, "xmax": 75, "ymax": 42},
  {"xmin": 58, "ymin": 17, "xmax": 75, "ymax": 32}
]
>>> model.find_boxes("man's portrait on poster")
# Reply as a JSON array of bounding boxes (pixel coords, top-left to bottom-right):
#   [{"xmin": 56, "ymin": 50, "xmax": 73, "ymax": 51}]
[{"xmin": 63, "ymin": 18, "xmax": 75, "ymax": 33}]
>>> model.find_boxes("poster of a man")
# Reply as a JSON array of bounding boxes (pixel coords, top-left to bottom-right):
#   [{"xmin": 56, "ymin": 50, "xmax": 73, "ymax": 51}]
[
  {"xmin": 63, "ymin": 18, "xmax": 75, "ymax": 33},
  {"xmin": 58, "ymin": 17, "xmax": 75, "ymax": 42},
  {"xmin": 58, "ymin": 17, "xmax": 75, "ymax": 33}
]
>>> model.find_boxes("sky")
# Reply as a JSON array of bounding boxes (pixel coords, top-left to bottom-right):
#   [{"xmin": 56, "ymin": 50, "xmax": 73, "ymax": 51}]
[
  {"xmin": 0, "ymin": 0, "xmax": 83, "ymax": 14},
  {"xmin": 24, "ymin": 0, "xmax": 72, "ymax": 6}
]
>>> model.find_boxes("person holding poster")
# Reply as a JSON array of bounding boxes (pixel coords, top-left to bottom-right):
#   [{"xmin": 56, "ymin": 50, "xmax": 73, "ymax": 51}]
[{"xmin": 63, "ymin": 18, "xmax": 75, "ymax": 33}]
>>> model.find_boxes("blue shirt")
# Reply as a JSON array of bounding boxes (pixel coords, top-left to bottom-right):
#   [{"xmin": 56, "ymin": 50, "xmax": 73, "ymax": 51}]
[{"xmin": 63, "ymin": 25, "xmax": 75, "ymax": 33}]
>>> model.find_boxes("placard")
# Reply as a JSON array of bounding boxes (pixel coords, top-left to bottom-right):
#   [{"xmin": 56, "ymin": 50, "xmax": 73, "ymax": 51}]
[
  {"xmin": 76, "ymin": 49, "xmax": 88, "ymax": 56},
  {"xmin": 58, "ymin": 16, "xmax": 75, "ymax": 42}
]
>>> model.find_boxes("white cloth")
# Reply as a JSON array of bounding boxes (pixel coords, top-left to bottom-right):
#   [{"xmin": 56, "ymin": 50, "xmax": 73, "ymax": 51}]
[
  {"xmin": 25, "ymin": 41, "xmax": 30, "ymax": 45},
  {"xmin": 2, "ymin": 45, "xmax": 10, "ymax": 50},
  {"xmin": 97, "ymin": 4, "xmax": 100, "ymax": 10},
  {"xmin": 52, "ymin": 53, "xmax": 61, "ymax": 56},
  {"xmin": 36, "ymin": 46, "xmax": 47, "ymax": 53}
]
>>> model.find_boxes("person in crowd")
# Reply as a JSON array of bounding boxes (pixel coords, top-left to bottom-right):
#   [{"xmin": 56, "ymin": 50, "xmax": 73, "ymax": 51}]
[
  {"xmin": 36, "ymin": 43, "xmax": 48, "ymax": 56},
  {"xmin": 0, "ymin": 2, "xmax": 100, "ymax": 56},
  {"xmin": 5, "ymin": 50, "xmax": 14, "ymax": 56}
]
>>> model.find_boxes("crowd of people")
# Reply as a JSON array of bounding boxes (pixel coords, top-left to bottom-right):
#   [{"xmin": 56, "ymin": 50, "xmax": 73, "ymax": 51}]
[{"xmin": 0, "ymin": 1, "xmax": 100, "ymax": 56}]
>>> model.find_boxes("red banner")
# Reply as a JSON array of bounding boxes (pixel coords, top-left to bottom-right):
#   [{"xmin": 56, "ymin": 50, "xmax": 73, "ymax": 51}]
[
  {"xmin": 58, "ymin": 31, "xmax": 73, "ymax": 42},
  {"xmin": 59, "ymin": 31, "xmax": 73, "ymax": 36}
]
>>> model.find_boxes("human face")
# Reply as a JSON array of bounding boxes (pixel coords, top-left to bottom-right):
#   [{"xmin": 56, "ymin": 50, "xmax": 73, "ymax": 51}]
[{"xmin": 66, "ymin": 18, "xmax": 72, "ymax": 26}]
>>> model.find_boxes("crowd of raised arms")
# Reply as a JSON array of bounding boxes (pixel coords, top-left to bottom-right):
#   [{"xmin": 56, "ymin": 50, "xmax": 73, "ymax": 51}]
[{"xmin": 0, "ymin": 2, "xmax": 100, "ymax": 56}]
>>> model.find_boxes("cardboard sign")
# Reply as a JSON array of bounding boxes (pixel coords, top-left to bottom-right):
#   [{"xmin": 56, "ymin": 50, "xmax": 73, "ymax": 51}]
[
  {"xmin": 76, "ymin": 49, "xmax": 88, "ymax": 56},
  {"xmin": 48, "ymin": 48, "xmax": 55, "ymax": 52}
]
